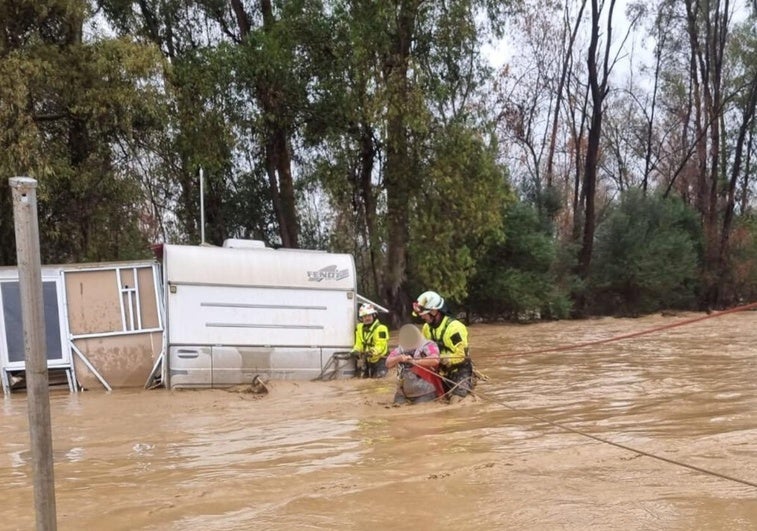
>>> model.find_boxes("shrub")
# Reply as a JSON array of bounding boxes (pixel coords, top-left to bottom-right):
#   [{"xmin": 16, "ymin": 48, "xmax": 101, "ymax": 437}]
[
  {"xmin": 466, "ymin": 201, "xmax": 571, "ymax": 320},
  {"xmin": 588, "ymin": 190, "xmax": 701, "ymax": 315}
]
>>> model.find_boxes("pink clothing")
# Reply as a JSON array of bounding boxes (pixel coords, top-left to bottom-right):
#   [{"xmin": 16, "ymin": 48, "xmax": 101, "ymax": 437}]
[
  {"xmin": 388, "ymin": 340, "xmax": 444, "ymax": 400},
  {"xmin": 387, "ymin": 340, "xmax": 440, "ymax": 363}
]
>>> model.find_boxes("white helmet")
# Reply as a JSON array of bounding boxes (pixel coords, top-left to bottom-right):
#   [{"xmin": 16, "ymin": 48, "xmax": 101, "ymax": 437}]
[
  {"xmin": 358, "ymin": 303, "xmax": 378, "ymax": 318},
  {"xmin": 413, "ymin": 291, "xmax": 444, "ymax": 315}
]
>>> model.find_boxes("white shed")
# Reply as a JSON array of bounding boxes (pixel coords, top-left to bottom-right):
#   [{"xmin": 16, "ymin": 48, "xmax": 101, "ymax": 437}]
[
  {"xmin": 163, "ymin": 242, "xmax": 357, "ymax": 387},
  {"xmin": 1, "ymin": 260, "xmax": 164, "ymax": 394}
]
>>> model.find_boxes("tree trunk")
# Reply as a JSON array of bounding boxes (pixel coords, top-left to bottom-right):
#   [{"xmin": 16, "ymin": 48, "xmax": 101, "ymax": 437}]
[
  {"xmin": 569, "ymin": 83, "xmax": 590, "ymax": 242},
  {"xmin": 578, "ymin": 108, "xmax": 601, "ymax": 280},
  {"xmin": 717, "ymin": 76, "xmax": 757, "ymax": 300},
  {"xmin": 684, "ymin": 0, "xmax": 709, "ymax": 217},
  {"xmin": 359, "ymin": 123, "xmax": 381, "ymax": 295},
  {"xmin": 740, "ymin": 123, "xmax": 755, "ymax": 215},
  {"xmin": 0, "ymin": 180, "xmax": 15, "ymax": 264},
  {"xmin": 684, "ymin": 0, "xmax": 731, "ymax": 307},
  {"xmin": 577, "ymin": 0, "xmax": 614, "ymax": 282},
  {"xmin": 231, "ymin": 0, "xmax": 299, "ymax": 248},
  {"xmin": 380, "ymin": 0, "xmax": 417, "ymax": 326},
  {"xmin": 642, "ymin": 7, "xmax": 667, "ymax": 194},
  {"xmin": 65, "ymin": 13, "xmax": 91, "ymax": 260},
  {"xmin": 545, "ymin": 0, "xmax": 587, "ymax": 189}
]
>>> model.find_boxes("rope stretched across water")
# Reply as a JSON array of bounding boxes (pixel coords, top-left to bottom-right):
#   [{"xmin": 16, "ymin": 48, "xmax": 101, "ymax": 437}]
[
  {"xmin": 406, "ymin": 301, "xmax": 757, "ymax": 490},
  {"xmin": 410, "ymin": 362, "xmax": 757, "ymax": 490},
  {"xmin": 503, "ymin": 301, "xmax": 757, "ymax": 357},
  {"xmin": 474, "ymin": 386, "xmax": 757, "ymax": 490}
]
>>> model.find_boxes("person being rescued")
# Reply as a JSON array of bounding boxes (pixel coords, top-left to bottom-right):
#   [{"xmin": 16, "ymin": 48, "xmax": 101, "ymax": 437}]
[
  {"xmin": 351, "ymin": 303, "xmax": 390, "ymax": 378},
  {"xmin": 413, "ymin": 290, "xmax": 474, "ymax": 404},
  {"xmin": 385, "ymin": 324, "xmax": 444, "ymax": 404}
]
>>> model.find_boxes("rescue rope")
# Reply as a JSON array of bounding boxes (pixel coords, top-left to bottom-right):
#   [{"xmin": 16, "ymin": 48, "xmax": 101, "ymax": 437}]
[
  {"xmin": 504, "ymin": 301, "xmax": 757, "ymax": 357},
  {"xmin": 436, "ymin": 377, "xmax": 469, "ymax": 400},
  {"xmin": 473, "ymin": 387, "xmax": 757, "ymax": 490},
  {"xmin": 406, "ymin": 361, "xmax": 757, "ymax": 490}
]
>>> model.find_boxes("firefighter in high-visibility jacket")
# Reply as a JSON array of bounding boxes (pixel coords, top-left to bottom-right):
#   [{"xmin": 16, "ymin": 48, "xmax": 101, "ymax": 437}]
[
  {"xmin": 413, "ymin": 291, "xmax": 474, "ymax": 403},
  {"xmin": 351, "ymin": 304, "xmax": 389, "ymax": 378}
]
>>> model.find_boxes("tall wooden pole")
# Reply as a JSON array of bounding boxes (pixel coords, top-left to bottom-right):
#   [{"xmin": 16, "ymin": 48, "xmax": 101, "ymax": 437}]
[
  {"xmin": 199, "ymin": 168, "xmax": 205, "ymax": 244},
  {"xmin": 10, "ymin": 177, "xmax": 57, "ymax": 531}
]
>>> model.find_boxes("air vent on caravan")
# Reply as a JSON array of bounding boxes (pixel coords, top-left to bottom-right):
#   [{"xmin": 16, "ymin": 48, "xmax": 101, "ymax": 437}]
[{"xmin": 222, "ymin": 239, "xmax": 267, "ymax": 249}]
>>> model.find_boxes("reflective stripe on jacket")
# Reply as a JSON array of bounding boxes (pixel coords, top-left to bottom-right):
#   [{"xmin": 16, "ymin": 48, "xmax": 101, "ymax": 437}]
[
  {"xmin": 422, "ymin": 316, "xmax": 468, "ymax": 366},
  {"xmin": 353, "ymin": 321, "xmax": 389, "ymax": 363}
]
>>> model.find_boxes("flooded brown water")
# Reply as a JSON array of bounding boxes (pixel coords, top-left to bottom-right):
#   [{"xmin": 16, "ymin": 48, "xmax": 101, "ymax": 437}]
[{"xmin": 2, "ymin": 313, "xmax": 757, "ymax": 530}]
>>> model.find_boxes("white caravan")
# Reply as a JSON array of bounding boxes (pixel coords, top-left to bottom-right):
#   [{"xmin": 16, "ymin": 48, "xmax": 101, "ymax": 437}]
[{"xmin": 163, "ymin": 242, "xmax": 358, "ymax": 388}]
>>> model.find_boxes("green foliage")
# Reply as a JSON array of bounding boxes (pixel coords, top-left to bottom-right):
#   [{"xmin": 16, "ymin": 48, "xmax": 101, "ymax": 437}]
[
  {"xmin": 467, "ymin": 201, "xmax": 572, "ymax": 320},
  {"xmin": 166, "ymin": 45, "xmax": 239, "ymax": 244},
  {"xmin": 301, "ymin": 0, "xmax": 510, "ymax": 316},
  {"xmin": 588, "ymin": 190, "xmax": 702, "ymax": 315},
  {"xmin": 0, "ymin": 1, "xmax": 169, "ymax": 263},
  {"xmin": 409, "ymin": 124, "xmax": 510, "ymax": 302},
  {"xmin": 5, "ymin": 0, "xmax": 754, "ymax": 322}
]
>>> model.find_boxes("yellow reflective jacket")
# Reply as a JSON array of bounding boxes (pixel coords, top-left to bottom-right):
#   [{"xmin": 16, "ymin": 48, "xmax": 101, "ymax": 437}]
[
  {"xmin": 353, "ymin": 321, "xmax": 389, "ymax": 363},
  {"xmin": 422, "ymin": 316, "xmax": 468, "ymax": 366}
]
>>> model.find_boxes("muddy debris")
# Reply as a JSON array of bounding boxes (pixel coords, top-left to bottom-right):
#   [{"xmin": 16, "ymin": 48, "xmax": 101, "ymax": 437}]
[{"xmin": 226, "ymin": 374, "xmax": 269, "ymax": 396}]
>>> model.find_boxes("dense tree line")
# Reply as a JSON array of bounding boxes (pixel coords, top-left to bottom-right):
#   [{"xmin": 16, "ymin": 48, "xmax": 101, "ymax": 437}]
[{"xmin": 1, "ymin": 0, "xmax": 756, "ymax": 323}]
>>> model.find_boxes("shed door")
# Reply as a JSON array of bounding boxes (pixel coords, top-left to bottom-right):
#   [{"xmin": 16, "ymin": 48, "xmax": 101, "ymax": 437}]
[{"xmin": 0, "ymin": 280, "xmax": 67, "ymax": 366}]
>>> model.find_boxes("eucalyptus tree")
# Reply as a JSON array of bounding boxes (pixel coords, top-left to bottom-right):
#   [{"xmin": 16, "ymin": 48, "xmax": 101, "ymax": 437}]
[
  {"xmin": 0, "ymin": 0, "xmax": 167, "ymax": 263},
  {"xmin": 306, "ymin": 0, "xmax": 509, "ymax": 320}
]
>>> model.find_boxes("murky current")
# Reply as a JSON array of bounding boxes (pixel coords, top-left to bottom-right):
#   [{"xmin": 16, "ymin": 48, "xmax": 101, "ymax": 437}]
[{"xmin": 2, "ymin": 313, "xmax": 757, "ymax": 530}]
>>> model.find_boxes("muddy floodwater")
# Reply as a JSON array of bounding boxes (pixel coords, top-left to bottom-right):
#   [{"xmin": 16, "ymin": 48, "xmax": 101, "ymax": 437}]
[{"xmin": 2, "ymin": 313, "xmax": 757, "ymax": 530}]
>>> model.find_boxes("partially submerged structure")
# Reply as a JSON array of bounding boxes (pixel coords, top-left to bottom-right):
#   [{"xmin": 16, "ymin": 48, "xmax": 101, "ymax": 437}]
[
  {"xmin": 0, "ymin": 261, "xmax": 163, "ymax": 394},
  {"xmin": 1, "ymin": 240, "xmax": 362, "ymax": 393},
  {"xmin": 163, "ymin": 242, "xmax": 357, "ymax": 388}
]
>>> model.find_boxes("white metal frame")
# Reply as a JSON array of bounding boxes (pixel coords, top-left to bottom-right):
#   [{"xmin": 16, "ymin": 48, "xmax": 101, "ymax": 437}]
[
  {"xmin": 0, "ymin": 273, "xmax": 75, "ymax": 395},
  {"xmin": 0, "ymin": 276, "xmax": 71, "ymax": 369},
  {"xmin": 143, "ymin": 264, "xmax": 167, "ymax": 389},
  {"xmin": 0, "ymin": 367, "xmax": 9, "ymax": 395},
  {"xmin": 156, "ymin": 263, "xmax": 167, "ymax": 385},
  {"xmin": 61, "ymin": 265, "xmax": 163, "ymax": 338},
  {"xmin": 61, "ymin": 264, "xmax": 164, "ymax": 391},
  {"xmin": 356, "ymin": 294, "xmax": 390, "ymax": 314}
]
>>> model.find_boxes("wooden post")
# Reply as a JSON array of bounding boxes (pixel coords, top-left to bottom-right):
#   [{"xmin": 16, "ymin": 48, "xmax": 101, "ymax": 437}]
[{"xmin": 10, "ymin": 177, "xmax": 57, "ymax": 531}]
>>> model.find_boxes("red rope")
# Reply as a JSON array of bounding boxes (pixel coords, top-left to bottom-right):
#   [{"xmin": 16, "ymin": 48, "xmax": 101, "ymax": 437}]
[
  {"xmin": 503, "ymin": 301, "xmax": 757, "ymax": 357},
  {"xmin": 406, "ymin": 303, "xmax": 757, "ymax": 489}
]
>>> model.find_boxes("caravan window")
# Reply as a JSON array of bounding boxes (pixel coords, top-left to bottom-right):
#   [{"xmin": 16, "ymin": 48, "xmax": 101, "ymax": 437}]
[{"xmin": 1, "ymin": 281, "xmax": 65, "ymax": 363}]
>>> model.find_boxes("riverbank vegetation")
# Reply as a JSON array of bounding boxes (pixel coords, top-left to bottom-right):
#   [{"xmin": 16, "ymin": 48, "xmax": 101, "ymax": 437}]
[{"xmin": 1, "ymin": 0, "xmax": 755, "ymax": 322}]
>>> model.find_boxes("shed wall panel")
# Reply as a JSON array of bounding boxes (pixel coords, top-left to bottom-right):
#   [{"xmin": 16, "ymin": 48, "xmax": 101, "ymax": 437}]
[
  {"xmin": 73, "ymin": 332, "xmax": 162, "ymax": 389},
  {"xmin": 119, "ymin": 269, "xmax": 135, "ymax": 288},
  {"xmin": 65, "ymin": 270, "xmax": 122, "ymax": 335},
  {"xmin": 137, "ymin": 268, "xmax": 160, "ymax": 329}
]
